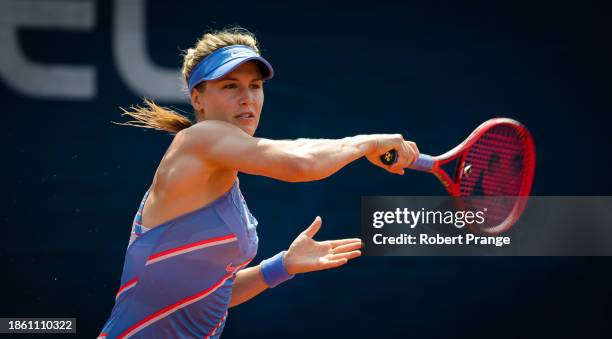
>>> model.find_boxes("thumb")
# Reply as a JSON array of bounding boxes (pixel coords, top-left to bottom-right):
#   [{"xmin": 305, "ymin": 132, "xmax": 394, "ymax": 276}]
[{"xmin": 303, "ymin": 216, "xmax": 322, "ymax": 238}]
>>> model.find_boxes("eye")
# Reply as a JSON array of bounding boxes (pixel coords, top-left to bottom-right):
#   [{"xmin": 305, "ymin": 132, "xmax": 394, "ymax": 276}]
[
  {"xmin": 223, "ymin": 83, "xmax": 238, "ymax": 89},
  {"xmin": 249, "ymin": 83, "xmax": 262, "ymax": 89}
]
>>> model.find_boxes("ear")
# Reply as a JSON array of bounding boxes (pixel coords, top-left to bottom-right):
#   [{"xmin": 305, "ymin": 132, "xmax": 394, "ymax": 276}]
[
  {"xmin": 190, "ymin": 88, "xmax": 206, "ymax": 119},
  {"xmin": 190, "ymin": 88, "xmax": 202, "ymax": 111}
]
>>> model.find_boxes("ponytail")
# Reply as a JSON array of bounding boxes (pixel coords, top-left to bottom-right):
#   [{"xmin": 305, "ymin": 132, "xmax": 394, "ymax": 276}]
[{"xmin": 115, "ymin": 99, "xmax": 193, "ymax": 134}]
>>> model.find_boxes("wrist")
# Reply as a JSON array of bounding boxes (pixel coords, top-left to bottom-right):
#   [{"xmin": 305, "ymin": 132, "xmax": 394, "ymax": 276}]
[
  {"xmin": 260, "ymin": 251, "xmax": 295, "ymax": 288},
  {"xmin": 282, "ymin": 251, "xmax": 296, "ymax": 275},
  {"xmin": 348, "ymin": 135, "xmax": 378, "ymax": 156}
]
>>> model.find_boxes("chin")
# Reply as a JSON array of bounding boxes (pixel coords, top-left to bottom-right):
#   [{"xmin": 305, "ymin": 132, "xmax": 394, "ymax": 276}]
[{"xmin": 240, "ymin": 125, "xmax": 256, "ymax": 136}]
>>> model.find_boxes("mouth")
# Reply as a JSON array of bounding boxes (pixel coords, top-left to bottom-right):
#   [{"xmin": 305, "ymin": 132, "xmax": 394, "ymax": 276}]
[{"xmin": 234, "ymin": 112, "xmax": 255, "ymax": 121}]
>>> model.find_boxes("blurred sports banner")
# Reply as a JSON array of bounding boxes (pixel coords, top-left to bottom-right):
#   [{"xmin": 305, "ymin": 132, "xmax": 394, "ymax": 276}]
[{"xmin": 0, "ymin": 0, "xmax": 184, "ymax": 101}]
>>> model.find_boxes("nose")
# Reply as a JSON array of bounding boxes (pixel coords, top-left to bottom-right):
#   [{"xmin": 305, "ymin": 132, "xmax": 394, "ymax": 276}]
[{"xmin": 239, "ymin": 87, "xmax": 256, "ymax": 106}]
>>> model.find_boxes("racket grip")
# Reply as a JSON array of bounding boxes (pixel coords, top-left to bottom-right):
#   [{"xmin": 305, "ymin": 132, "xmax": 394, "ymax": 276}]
[
  {"xmin": 379, "ymin": 150, "xmax": 435, "ymax": 171},
  {"xmin": 379, "ymin": 150, "xmax": 398, "ymax": 165},
  {"xmin": 410, "ymin": 154, "xmax": 435, "ymax": 171}
]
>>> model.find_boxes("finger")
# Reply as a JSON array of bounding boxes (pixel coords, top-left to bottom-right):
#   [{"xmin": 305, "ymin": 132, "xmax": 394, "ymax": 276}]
[
  {"xmin": 332, "ymin": 242, "xmax": 363, "ymax": 254},
  {"xmin": 318, "ymin": 258, "xmax": 348, "ymax": 270},
  {"xmin": 387, "ymin": 162, "xmax": 404, "ymax": 174},
  {"xmin": 321, "ymin": 238, "xmax": 362, "ymax": 248},
  {"xmin": 303, "ymin": 216, "xmax": 322, "ymax": 238},
  {"xmin": 407, "ymin": 141, "xmax": 420, "ymax": 166},
  {"xmin": 403, "ymin": 141, "xmax": 417, "ymax": 167},
  {"xmin": 392, "ymin": 142, "xmax": 412, "ymax": 170},
  {"xmin": 390, "ymin": 153, "xmax": 403, "ymax": 170},
  {"xmin": 328, "ymin": 250, "xmax": 361, "ymax": 261},
  {"xmin": 388, "ymin": 167, "xmax": 404, "ymax": 175},
  {"xmin": 409, "ymin": 141, "xmax": 420, "ymax": 157}
]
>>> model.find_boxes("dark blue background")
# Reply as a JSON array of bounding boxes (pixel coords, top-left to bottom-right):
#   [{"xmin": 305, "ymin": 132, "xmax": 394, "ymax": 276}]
[{"xmin": 4, "ymin": 1, "xmax": 611, "ymax": 337}]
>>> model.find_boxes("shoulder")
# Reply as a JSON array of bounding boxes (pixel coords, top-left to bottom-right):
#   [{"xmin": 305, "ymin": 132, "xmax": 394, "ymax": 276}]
[
  {"xmin": 152, "ymin": 130, "xmax": 235, "ymax": 199},
  {"xmin": 162, "ymin": 121, "xmax": 245, "ymax": 178},
  {"xmin": 155, "ymin": 134, "xmax": 208, "ymax": 189},
  {"xmin": 177, "ymin": 120, "xmax": 253, "ymax": 163}
]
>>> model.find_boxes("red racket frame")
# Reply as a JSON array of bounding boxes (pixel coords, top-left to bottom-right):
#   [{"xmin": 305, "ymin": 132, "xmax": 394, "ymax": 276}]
[{"xmin": 412, "ymin": 118, "xmax": 536, "ymax": 234}]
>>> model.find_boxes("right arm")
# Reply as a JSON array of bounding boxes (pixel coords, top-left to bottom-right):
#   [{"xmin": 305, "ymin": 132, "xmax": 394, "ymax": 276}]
[
  {"xmin": 179, "ymin": 120, "xmax": 419, "ymax": 182},
  {"xmin": 229, "ymin": 216, "xmax": 362, "ymax": 308}
]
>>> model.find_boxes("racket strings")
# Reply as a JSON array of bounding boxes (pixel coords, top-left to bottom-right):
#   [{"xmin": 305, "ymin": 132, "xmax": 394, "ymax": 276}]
[
  {"xmin": 459, "ymin": 125, "xmax": 530, "ymax": 228},
  {"xmin": 460, "ymin": 125, "xmax": 527, "ymax": 196}
]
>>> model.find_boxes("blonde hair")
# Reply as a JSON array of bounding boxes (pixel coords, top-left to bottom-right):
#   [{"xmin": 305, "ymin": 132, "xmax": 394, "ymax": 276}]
[{"xmin": 117, "ymin": 26, "xmax": 261, "ymax": 134}]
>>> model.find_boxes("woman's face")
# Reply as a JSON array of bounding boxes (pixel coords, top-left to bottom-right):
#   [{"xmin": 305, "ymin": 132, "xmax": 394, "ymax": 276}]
[{"xmin": 191, "ymin": 61, "xmax": 264, "ymax": 136}]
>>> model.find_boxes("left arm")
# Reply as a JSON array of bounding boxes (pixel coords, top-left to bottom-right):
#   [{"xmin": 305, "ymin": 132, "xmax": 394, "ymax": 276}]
[
  {"xmin": 229, "ymin": 216, "xmax": 362, "ymax": 307},
  {"xmin": 229, "ymin": 265, "xmax": 268, "ymax": 308}
]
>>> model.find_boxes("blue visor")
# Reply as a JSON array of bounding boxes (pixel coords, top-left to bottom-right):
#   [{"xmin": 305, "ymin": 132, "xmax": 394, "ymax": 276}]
[{"xmin": 187, "ymin": 45, "xmax": 274, "ymax": 91}]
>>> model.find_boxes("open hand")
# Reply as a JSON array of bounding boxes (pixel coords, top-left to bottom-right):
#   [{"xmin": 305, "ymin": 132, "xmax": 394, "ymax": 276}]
[{"xmin": 283, "ymin": 216, "xmax": 362, "ymax": 275}]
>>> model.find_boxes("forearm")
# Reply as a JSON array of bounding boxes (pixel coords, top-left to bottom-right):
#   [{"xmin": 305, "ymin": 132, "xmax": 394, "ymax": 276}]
[
  {"xmin": 183, "ymin": 122, "xmax": 381, "ymax": 182},
  {"xmin": 287, "ymin": 135, "xmax": 377, "ymax": 181},
  {"xmin": 228, "ymin": 265, "xmax": 269, "ymax": 308}
]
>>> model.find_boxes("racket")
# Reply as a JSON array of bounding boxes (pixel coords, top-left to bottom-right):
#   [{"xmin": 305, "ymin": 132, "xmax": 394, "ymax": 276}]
[{"xmin": 380, "ymin": 118, "xmax": 536, "ymax": 235}]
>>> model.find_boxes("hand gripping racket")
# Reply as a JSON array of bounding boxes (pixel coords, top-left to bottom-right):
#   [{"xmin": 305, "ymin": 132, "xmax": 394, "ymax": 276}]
[{"xmin": 380, "ymin": 118, "xmax": 536, "ymax": 234}]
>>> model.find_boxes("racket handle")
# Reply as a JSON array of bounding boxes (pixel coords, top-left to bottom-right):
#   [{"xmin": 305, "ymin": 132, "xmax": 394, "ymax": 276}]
[
  {"xmin": 411, "ymin": 154, "xmax": 435, "ymax": 171},
  {"xmin": 379, "ymin": 150, "xmax": 435, "ymax": 171},
  {"xmin": 379, "ymin": 150, "xmax": 398, "ymax": 165}
]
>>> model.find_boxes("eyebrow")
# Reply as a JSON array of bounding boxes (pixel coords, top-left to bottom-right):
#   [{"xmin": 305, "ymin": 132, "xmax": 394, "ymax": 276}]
[{"xmin": 221, "ymin": 77, "xmax": 263, "ymax": 81}]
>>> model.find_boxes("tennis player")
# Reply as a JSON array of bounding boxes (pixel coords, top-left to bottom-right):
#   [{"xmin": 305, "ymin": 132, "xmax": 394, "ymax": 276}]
[{"xmin": 99, "ymin": 27, "xmax": 419, "ymax": 338}]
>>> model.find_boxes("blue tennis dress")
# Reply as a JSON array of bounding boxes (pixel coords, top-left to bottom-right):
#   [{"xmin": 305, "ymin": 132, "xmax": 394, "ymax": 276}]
[{"xmin": 99, "ymin": 179, "xmax": 258, "ymax": 338}]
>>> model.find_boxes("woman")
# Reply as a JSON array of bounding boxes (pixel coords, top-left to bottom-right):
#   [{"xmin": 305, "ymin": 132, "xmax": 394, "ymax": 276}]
[{"xmin": 99, "ymin": 27, "xmax": 419, "ymax": 338}]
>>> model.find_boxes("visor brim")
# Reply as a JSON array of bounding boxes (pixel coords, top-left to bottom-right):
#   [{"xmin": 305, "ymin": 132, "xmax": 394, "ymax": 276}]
[{"xmin": 204, "ymin": 56, "xmax": 274, "ymax": 81}]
